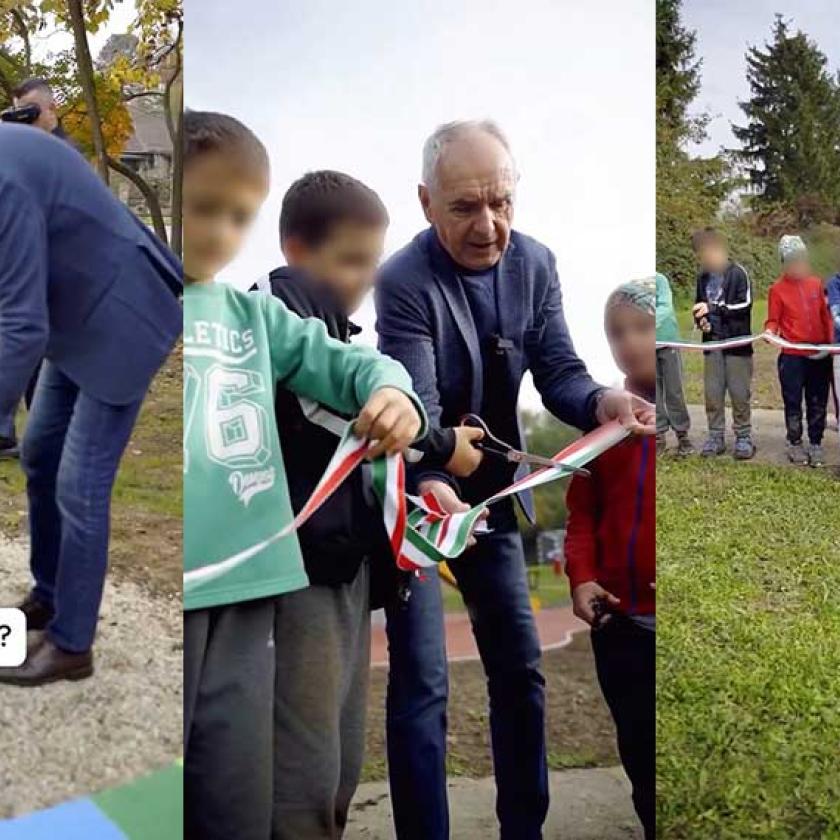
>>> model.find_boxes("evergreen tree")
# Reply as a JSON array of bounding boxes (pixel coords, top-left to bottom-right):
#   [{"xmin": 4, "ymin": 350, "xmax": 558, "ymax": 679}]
[
  {"xmin": 733, "ymin": 16, "xmax": 840, "ymax": 224},
  {"xmin": 656, "ymin": 0, "xmax": 732, "ymax": 290}
]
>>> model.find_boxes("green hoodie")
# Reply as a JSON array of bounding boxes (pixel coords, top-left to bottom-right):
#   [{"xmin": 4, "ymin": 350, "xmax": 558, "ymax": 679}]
[
  {"xmin": 656, "ymin": 272, "xmax": 681, "ymax": 344},
  {"xmin": 183, "ymin": 281, "xmax": 426, "ymax": 611}
]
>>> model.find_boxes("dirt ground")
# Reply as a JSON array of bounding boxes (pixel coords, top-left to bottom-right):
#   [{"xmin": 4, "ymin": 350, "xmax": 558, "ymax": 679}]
[
  {"xmin": 661, "ymin": 404, "xmax": 840, "ymax": 472},
  {"xmin": 363, "ymin": 633, "xmax": 619, "ymax": 781}
]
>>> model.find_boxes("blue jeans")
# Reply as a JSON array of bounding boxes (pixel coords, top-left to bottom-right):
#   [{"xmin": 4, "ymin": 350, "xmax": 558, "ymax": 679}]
[
  {"xmin": 385, "ymin": 528, "xmax": 548, "ymax": 840},
  {"xmin": 21, "ymin": 362, "xmax": 143, "ymax": 652}
]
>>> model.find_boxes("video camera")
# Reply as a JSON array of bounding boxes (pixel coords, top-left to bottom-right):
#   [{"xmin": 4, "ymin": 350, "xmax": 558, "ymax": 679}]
[{"xmin": 0, "ymin": 103, "xmax": 41, "ymax": 125}]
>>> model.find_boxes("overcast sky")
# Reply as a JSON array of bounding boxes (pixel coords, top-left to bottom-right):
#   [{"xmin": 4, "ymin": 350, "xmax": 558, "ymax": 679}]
[
  {"xmin": 184, "ymin": 0, "xmax": 655, "ymax": 408},
  {"xmin": 684, "ymin": 0, "xmax": 839, "ymax": 157},
  {"xmin": 25, "ymin": 1, "xmax": 136, "ymax": 66}
]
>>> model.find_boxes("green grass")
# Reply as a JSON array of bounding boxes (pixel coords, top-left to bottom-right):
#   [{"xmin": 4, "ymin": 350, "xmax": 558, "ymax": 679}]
[
  {"xmin": 657, "ymin": 457, "xmax": 840, "ymax": 838},
  {"xmin": 675, "ymin": 299, "xmax": 783, "ymax": 410},
  {"xmin": 440, "ymin": 562, "xmax": 570, "ymax": 613}
]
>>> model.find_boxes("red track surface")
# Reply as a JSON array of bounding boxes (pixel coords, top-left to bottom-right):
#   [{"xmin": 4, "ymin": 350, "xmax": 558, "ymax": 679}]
[{"xmin": 370, "ymin": 606, "xmax": 587, "ymax": 667}]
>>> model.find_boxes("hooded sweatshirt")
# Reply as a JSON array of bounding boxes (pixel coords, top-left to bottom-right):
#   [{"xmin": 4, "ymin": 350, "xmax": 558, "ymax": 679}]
[{"xmin": 765, "ymin": 274, "xmax": 832, "ymax": 357}]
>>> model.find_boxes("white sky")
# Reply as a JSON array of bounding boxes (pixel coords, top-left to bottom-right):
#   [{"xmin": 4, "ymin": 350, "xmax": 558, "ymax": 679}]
[
  {"xmin": 684, "ymin": 0, "xmax": 839, "ymax": 157},
  {"xmin": 25, "ymin": 0, "xmax": 137, "ymax": 65},
  {"xmin": 184, "ymin": 0, "xmax": 655, "ymax": 409}
]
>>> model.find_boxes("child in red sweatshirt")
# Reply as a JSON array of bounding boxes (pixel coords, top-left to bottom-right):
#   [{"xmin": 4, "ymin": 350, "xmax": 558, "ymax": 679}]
[
  {"xmin": 765, "ymin": 235, "xmax": 833, "ymax": 467},
  {"xmin": 565, "ymin": 278, "xmax": 655, "ymax": 840}
]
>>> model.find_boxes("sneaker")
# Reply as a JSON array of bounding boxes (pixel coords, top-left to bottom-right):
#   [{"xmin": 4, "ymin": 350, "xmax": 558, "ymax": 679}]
[
  {"xmin": 656, "ymin": 433, "xmax": 667, "ymax": 455},
  {"xmin": 676, "ymin": 435, "xmax": 695, "ymax": 457},
  {"xmin": 701, "ymin": 436, "xmax": 726, "ymax": 457},
  {"xmin": 0, "ymin": 435, "xmax": 19, "ymax": 460},
  {"xmin": 733, "ymin": 436, "xmax": 756, "ymax": 460},
  {"xmin": 808, "ymin": 444, "xmax": 825, "ymax": 468},
  {"xmin": 787, "ymin": 442, "xmax": 809, "ymax": 466}
]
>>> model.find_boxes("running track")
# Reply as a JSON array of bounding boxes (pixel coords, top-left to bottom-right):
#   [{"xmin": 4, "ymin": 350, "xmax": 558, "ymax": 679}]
[{"xmin": 370, "ymin": 606, "xmax": 587, "ymax": 666}]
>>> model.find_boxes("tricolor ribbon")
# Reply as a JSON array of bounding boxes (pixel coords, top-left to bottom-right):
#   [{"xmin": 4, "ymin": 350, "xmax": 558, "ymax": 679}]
[
  {"xmin": 184, "ymin": 418, "xmax": 629, "ymax": 591},
  {"xmin": 657, "ymin": 331, "xmax": 840, "ymax": 355}
]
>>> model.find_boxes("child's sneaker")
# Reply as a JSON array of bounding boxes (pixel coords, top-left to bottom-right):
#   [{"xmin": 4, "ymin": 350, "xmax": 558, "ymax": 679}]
[
  {"xmin": 676, "ymin": 434, "xmax": 694, "ymax": 457},
  {"xmin": 808, "ymin": 444, "xmax": 825, "ymax": 468},
  {"xmin": 656, "ymin": 433, "xmax": 666, "ymax": 455},
  {"xmin": 701, "ymin": 436, "xmax": 725, "ymax": 457},
  {"xmin": 733, "ymin": 436, "xmax": 756, "ymax": 460},
  {"xmin": 787, "ymin": 442, "xmax": 809, "ymax": 466}
]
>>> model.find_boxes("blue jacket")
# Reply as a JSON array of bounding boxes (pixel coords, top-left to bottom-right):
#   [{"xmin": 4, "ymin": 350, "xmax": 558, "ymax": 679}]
[
  {"xmin": 375, "ymin": 227, "xmax": 602, "ymax": 519},
  {"xmin": 0, "ymin": 125, "xmax": 182, "ymax": 416},
  {"xmin": 827, "ymin": 273, "xmax": 840, "ymax": 340}
]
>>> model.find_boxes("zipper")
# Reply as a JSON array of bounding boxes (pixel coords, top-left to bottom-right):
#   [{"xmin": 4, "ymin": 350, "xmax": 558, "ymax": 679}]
[{"xmin": 625, "ymin": 437, "xmax": 649, "ymax": 613}]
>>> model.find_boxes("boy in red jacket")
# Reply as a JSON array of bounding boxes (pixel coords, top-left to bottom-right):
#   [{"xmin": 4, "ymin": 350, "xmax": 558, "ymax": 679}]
[
  {"xmin": 565, "ymin": 278, "xmax": 655, "ymax": 839},
  {"xmin": 765, "ymin": 235, "xmax": 833, "ymax": 468}
]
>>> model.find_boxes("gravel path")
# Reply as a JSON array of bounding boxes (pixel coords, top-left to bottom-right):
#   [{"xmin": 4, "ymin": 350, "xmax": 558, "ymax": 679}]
[
  {"xmin": 665, "ymin": 405, "xmax": 840, "ymax": 469},
  {"xmin": 0, "ymin": 536, "xmax": 182, "ymax": 819}
]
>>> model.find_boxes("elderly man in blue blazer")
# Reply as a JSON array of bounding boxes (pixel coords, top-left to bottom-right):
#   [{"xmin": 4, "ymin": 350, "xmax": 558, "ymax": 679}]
[
  {"xmin": 375, "ymin": 120, "xmax": 654, "ymax": 840},
  {"xmin": 0, "ymin": 125, "xmax": 182, "ymax": 686}
]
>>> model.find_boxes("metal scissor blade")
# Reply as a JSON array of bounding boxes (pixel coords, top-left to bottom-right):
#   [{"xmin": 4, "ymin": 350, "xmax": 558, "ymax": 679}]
[{"xmin": 506, "ymin": 450, "xmax": 590, "ymax": 477}]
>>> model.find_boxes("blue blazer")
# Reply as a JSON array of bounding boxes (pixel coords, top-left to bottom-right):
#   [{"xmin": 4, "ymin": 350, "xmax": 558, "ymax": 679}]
[
  {"xmin": 0, "ymin": 125, "xmax": 182, "ymax": 415},
  {"xmin": 375, "ymin": 227, "xmax": 602, "ymax": 519}
]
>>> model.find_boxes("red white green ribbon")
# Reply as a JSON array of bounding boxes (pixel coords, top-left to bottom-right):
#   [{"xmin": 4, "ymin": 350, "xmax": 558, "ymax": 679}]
[
  {"xmin": 184, "ymin": 419, "xmax": 630, "ymax": 590},
  {"xmin": 657, "ymin": 331, "xmax": 840, "ymax": 355}
]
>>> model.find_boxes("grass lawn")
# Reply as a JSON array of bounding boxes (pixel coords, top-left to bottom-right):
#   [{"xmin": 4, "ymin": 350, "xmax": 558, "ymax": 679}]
[
  {"xmin": 440, "ymin": 561, "xmax": 570, "ymax": 613},
  {"xmin": 675, "ymin": 299, "xmax": 783, "ymax": 411},
  {"xmin": 0, "ymin": 351, "xmax": 182, "ymax": 596},
  {"xmin": 657, "ymin": 456, "xmax": 840, "ymax": 838}
]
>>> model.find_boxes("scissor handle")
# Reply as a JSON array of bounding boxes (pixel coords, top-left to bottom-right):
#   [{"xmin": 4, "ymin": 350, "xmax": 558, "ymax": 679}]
[{"xmin": 459, "ymin": 413, "xmax": 508, "ymax": 454}]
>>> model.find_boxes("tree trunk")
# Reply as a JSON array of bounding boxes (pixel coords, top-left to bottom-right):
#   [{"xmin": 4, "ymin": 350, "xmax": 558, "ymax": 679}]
[
  {"xmin": 107, "ymin": 156, "xmax": 169, "ymax": 245},
  {"xmin": 67, "ymin": 0, "xmax": 109, "ymax": 183},
  {"xmin": 164, "ymin": 21, "xmax": 184, "ymax": 257}
]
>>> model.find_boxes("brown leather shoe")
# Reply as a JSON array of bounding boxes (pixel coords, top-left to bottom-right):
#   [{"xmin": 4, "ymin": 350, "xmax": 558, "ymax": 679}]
[
  {"xmin": 17, "ymin": 593, "xmax": 54, "ymax": 631},
  {"xmin": 0, "ymin": 636, "xmax": 93, "ymax": 686}
]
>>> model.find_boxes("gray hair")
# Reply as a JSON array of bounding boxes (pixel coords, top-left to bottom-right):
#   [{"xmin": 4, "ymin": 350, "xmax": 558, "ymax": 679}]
[{"xmin": 421, "ymin": 119, "xmax": 515, "ymax": 187}]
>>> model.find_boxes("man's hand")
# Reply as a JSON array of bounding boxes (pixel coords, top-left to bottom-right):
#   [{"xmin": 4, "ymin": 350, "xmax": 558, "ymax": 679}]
[
  {"xmin": 595, "ymin": 389, "xmax": 655, "ymax": 435},
  {"xmin": 692, "ymin": 302, "xmax": 709, "ymax": 319},
  {"xmin": 572, "ymin": 581, "xmax": 620, "ymax": 627},
  {"xmin": 445, "ymin": 425, "xmax": 485, "ymax": 478},
  {"xmin": 355, "ymin": 387, "xmax": 421, "ymax": 458},
  {"xmin": 418, "ymin": 478, "xmax": 485, "ymax": 548}
]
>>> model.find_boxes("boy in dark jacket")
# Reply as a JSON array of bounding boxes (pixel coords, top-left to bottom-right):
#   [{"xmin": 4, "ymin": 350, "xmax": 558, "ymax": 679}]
[
  {"xmin": 691, "ymin": 227, "xmax": 755, "ymax": 459},
  {"xmin": 765, "ymin": 236, "xmax": 833, "ymax": 467},
  {"xmin": 565, "ymin": 278, "xmax": 655, "ymax": 840},
  {"xmin": 252, "ymin": 171, "xmax": 484, "ymax": 839}
]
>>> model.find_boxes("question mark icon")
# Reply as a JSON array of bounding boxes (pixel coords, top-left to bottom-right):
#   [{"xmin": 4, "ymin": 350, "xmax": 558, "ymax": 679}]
[{"xmin": 0, "ymin": 625, "xmax": 10, "ymax": 647}]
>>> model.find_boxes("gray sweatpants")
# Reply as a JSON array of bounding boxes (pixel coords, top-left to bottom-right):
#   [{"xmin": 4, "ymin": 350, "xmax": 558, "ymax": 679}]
[
  {"xmin": 703, "ymin": 351, "xmax": 753, "ymax": 437},
  {"xmin": 184, "ymin": 597, "xmax": 277, "ymax": 840},
  {"xmin": 272, "ymin": 561, "xmax": 371, "ymax": 840},
  {"xmin": 656, "ymin": 347, "xmax": 691, "ymax": 435}
]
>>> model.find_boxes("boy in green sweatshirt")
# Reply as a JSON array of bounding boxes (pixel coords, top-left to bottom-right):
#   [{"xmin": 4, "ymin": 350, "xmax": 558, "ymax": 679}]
[{"xmin": 181, "ymin": 112, "xmax": 426, "ymax": 840}]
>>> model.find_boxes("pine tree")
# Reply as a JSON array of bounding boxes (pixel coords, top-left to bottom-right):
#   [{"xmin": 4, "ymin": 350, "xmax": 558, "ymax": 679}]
[{"xmin": 733, "ymin": 16, "xmax": 840, "ymax": 224}]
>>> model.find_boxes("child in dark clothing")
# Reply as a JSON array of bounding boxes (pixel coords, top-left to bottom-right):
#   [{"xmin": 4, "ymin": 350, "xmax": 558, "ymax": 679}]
[
  {"xmin": 565, "ymin": 278, "xmax": 655, "ymax": 840},
  {"xmin": 691, "ymin": 227, "xmax": 755, "ymax": 460},
  {"xmin": 765, "ymin": 235, "xmax": 833, "ymax": 468},
  {"xmin": 251, "ymin": 170, "xmax": 484, "ymax": 839}
]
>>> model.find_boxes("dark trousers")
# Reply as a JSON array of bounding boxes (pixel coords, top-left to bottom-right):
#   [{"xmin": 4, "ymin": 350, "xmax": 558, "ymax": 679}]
[
  {"xmin": 184, "ymin": 597, "xmax": 276, "ymax": 840},
  {"xmin": 591, "ymin": 616, "xmax": 655, "ymax": 840},
  {"xmin": 385, "ymin": 528, "xmax": 548, "ymax": 840},
  {"xmin": 272, "ymin": 565, "xmax": 371, "ymax": 840},
  {"xmin": 21, "ymin": 361, "xmax": 142, "ymax": 652},
  {"xmin": 777, "ymin": 354, "xmax": 832, "ymax": 445}
]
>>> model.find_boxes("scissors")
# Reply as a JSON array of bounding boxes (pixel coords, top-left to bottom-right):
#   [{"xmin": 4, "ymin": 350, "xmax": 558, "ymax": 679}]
[{"xmin": 460, "ymin": 414, "xmax": 590, "ymax": 477}]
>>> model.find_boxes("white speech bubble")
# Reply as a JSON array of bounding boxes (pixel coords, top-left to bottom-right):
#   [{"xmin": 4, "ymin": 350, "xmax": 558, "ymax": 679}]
[{"xmin": 0, "ymin": 608, "xmax": 27, "ymax": 667}]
